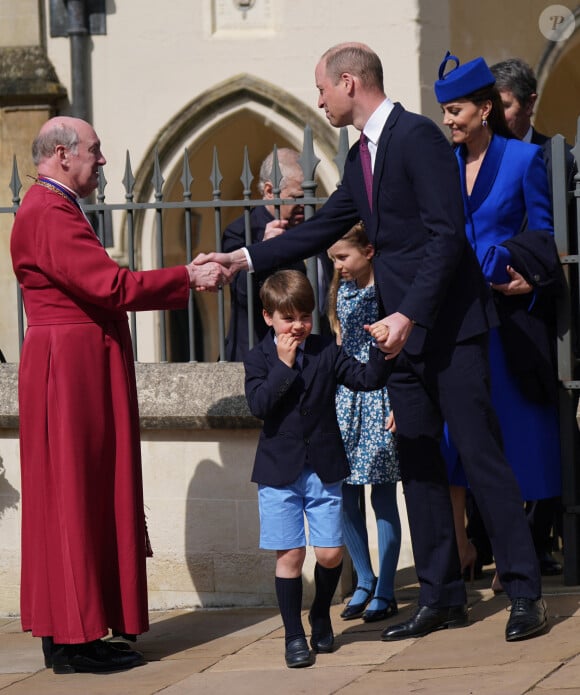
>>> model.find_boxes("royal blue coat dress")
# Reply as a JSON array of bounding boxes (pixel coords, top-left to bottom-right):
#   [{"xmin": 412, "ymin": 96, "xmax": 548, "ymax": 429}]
[{"xmin": 442, "ymin": 135, "xmax": 562, "ymax": 501}]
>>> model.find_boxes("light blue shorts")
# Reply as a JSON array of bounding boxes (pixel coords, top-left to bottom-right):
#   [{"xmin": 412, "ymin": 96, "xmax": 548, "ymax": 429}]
[{"xmin": 258, "ymin": 466, "xmax": 343, "ymax": 550}]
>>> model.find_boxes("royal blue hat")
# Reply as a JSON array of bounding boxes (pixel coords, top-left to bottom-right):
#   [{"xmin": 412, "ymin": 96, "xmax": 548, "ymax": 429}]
[{"xmin": 434, "ymin": 51, "xmax": 495, "ymax": 103}]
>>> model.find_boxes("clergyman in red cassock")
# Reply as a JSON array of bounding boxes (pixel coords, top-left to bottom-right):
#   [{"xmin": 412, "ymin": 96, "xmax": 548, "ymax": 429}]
[{"xmin": 10, "ymin": 116, "xmax": 228, "ymax": 674}]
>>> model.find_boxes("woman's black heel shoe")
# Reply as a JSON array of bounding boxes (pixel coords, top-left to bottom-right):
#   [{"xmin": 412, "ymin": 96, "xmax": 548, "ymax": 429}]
[{"xmin": 362, "ymin": 597, "xmax": 398, "ymax": 623}]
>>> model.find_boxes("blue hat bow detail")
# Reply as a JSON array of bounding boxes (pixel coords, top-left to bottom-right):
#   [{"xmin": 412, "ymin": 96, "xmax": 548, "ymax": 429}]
[
  {"xmin": 438, "ymin": 51, "xmax": 460, "ymax": 80},
  {"xmin": 434, "ymin": 51, "xmax": 495, "ymax": 103}
]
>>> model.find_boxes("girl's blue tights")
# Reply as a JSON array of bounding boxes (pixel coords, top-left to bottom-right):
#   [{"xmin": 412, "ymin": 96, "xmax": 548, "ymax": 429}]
[{"xmin": 342, "ymin": 482, "xmax": 401, "ymax": 610}]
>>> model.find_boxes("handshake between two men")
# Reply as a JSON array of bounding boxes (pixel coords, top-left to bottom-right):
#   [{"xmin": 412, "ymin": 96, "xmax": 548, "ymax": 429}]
[{"xmin": 188, "ymin": 247, "xmax": 415, "ymax": 361}]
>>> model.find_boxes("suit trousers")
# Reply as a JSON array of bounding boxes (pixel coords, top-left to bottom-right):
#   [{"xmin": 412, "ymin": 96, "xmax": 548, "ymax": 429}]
[{"xmin": 387, "ymin": 334, "xmax": 541, "ymax": 607}]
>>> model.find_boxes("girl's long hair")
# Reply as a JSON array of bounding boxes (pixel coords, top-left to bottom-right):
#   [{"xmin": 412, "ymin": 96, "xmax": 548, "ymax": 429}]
[{"xmin": 327, "ymin": 221, "xmax": 371, "ymax": 336}]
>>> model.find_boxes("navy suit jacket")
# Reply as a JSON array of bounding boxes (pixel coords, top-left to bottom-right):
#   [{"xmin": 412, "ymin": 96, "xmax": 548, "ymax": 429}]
[
  {"xmin": 248, "ymin": 103, "xmax": 496, "ymax": 356},
  {"xmin": 244, "ymin": 331, "xmax": 390, "ymax": 486}
]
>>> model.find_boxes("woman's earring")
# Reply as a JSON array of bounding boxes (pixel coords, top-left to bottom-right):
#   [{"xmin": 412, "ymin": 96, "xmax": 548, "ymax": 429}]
[{"xmin": 482, "ymin": 118, "xmax": 488, "ymax": 127}]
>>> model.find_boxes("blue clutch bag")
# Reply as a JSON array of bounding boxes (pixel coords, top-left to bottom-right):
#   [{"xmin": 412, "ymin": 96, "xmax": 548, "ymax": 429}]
[{"xmin": 480, "ymin": 244, "xmax": 512, "ymax": 284}]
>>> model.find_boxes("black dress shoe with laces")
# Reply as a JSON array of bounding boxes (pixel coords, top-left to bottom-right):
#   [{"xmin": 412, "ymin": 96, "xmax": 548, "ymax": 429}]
[
  {"xmin": 50, "ymin": 639, "xmax": 145, "ymax": 674},
  {"xmin": 362, "ymin": 597, "xmax": 398, "ymax": 623},
  {"xmin": 284, "ymin": 637, "xmax": 314, "ymax": 668},
  {"xmin": 308, "ymin": 613, "xmax": 334, "ymax": 653},
  {"xmin": 381, "ymin": 604, "xmax": 468, "ymax": 641},
  {"xmin": 505, "ymin": 598, "xmax": 548, "ymax": 642}
]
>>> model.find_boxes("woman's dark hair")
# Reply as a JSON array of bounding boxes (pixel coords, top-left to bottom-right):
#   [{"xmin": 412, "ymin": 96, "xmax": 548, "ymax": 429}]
[{"xmin": 466, "ymin": 85, "xmax": 514, "ymax": 139}]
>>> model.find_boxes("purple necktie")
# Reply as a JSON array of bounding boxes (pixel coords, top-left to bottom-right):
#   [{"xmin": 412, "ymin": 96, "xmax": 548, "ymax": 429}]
[{"xmin": 359, "ymin": 133, "xmax": 373, "ymax": 210}]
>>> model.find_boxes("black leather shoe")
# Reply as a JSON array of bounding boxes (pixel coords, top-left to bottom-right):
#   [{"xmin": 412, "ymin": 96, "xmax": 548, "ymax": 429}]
[
  {"xmin": 284, "ymin": 637, "xmax": 314, "ymax": 668},
  {"xmin": 340, "ymin": 580, "xmax": 377, "ymax": 620},
  {"xmin": 106, "ymin": 640, "xmax": 133, "ymax": 651},
  {"xmin": 43, "ymin": 637, "xmax": 139, "ymax": 668},
  {"xmin": 308, "ymin": 613, "xmax": 334, "ymax": 653},
  {"xmin": 362, "ymin": 597, "xmax": 398, "ymax": 623},
  {"xmin": 381, "ymin": 604, "xmax": 468, "ymax": 641},
  {"xmin": 505, "ymin": 598, "xmax": 548, "ymax": 642},
  {"xmin": 112, "ymin": 629, "xmax": 137, "ymax": 641},
  {"xmin": 538, "ymin": 552, "xmax": 563, "ymax": 576},
  {"xmin": 51, "ymin": 639, "xmax": 145, "ymax": 674}
]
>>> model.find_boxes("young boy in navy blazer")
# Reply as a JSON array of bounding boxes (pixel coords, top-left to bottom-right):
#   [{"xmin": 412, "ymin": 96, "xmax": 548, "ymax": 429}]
[{"xmin": 244, "ymin": 269, "xmax": 391, "ymax": 668}]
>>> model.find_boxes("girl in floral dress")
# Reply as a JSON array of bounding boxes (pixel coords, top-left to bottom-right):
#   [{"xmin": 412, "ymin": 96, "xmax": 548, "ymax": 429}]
[{"xmin": 327, "ymin": 223, "xmax": 401, "ymax": 622}]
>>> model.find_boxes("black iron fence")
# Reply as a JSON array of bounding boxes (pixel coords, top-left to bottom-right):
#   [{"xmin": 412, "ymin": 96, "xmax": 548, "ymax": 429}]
[{"xmin": 2, "ymin": 125, "xmax": 347, "ymax": 362}]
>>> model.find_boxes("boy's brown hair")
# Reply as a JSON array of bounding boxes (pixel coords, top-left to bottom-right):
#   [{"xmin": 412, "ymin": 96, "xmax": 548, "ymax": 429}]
[{"xmin": 260, "ymin": 270, "xmax": 315, "ymax": 316}]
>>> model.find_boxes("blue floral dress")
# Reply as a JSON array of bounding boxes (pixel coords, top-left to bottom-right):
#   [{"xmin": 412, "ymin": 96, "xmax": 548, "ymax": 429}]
[{"xmin": 335, "ymin": 281, "xmax": 399, "ymax": 485}]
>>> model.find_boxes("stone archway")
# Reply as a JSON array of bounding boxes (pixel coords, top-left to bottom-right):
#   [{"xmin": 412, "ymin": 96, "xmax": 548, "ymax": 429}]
[
  {"xmin": 535, "ymin": 8, "xmax": 580, "ymax": 145},
  {"xmin": 130, "ymin": 75, "xmax": 340, "ymax": 362},
  {"xmin": 133, "ymin": 73, "xmax": 338, "ymax": 204}
]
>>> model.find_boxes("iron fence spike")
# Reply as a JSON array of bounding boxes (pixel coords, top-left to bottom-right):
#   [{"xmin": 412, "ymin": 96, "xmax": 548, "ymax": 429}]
[
  {"xmin": 297, "ymin": 125, "xmax": 320, "ymax": 182},
  {"xmin": 210, "ymin": 146, "xmax": 223, "ymax": 196},
  {"xmin": 9, "ymin": 156, "xmax": 22, "ymax": 204},
  {"xmin": 240, "ymin": 146, "xmax": 253, "ymax": 196},
  {"xmin": 334, "ymin": 127, "xmax": 350, "ymax": 183},
  {"xmin": 123, "ymin": 150, "xmax": 135, "ymax": 198},
  {"xmin": 181, "ymin": 148, "xmax": 194, "ymax": 199},
  {"xmin": 152, "ymin": 148, "xmax": 164, "ymax": 199}
]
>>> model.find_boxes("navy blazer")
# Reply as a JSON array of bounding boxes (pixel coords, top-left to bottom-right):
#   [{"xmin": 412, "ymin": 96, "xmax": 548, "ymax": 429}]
[
  {"xmin": 244, "ymin": 331, "xmax": 391, "ymax": 486},
  {"xmin": 248, "ymin": 103, "xmax": 497, "ymax": 356}
]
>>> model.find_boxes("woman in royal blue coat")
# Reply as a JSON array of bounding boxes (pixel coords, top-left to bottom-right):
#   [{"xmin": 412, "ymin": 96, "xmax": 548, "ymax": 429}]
[{"xmin": 435, "ymin": 54, "xmax": 562, "ymax": 585}]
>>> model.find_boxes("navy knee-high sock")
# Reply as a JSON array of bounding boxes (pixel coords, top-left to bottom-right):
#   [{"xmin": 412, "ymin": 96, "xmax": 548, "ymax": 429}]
[
  {"xmin": 310, "ymin": 561, "xmax": 343, "ymax": 620},
  {"xmin": 275, "ymin": 576, "xmax": 305, "ymax": 645}
]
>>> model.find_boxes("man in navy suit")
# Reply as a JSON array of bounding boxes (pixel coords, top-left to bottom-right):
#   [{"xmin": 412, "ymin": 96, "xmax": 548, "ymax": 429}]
[
  {"xmin": 196, "ymin": 42, "xmax": 547, "ymax": 642},
  {"xmin": 223, "ymin": 148, "xmax": 308, "ymax": 361}
]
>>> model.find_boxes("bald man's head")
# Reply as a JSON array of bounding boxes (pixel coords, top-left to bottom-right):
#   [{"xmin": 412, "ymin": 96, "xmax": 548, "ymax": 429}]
[
  {"xmin": 32, "ymin": 117, "xmax": 84, "ymax": 166},
  {"xmin": 33, "ymin": 117, "xmax": 106, "ymax": 198}
]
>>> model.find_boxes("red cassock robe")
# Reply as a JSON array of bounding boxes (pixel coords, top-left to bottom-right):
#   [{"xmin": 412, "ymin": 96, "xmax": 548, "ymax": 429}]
[{"xmin": 10, "ymin": 183, "xmax": 190, "ymax": 643}]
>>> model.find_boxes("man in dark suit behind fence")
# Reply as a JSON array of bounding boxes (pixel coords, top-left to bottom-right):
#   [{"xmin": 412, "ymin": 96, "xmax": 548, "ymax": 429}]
[{"xmin": 222, "ymin": 148, "xmax": 333, "ymax": 361}]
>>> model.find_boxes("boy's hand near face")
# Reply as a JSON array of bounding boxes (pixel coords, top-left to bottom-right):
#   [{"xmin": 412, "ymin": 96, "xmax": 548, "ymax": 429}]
[{"xmin": 276, "ymin": 333, "xmax": 300, "ymax": 368}]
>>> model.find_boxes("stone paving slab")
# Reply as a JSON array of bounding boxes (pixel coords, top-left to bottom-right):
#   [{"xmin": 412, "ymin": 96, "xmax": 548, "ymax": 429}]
[
  {"xmin": 0, "ymin": 572, "xmax": 578, "ymax": 695},
  {"xmin": 537, "ymin": 653, "xmax": 580, "ymax": 691},
  {"xmin": 0, "ymin": 659, "xmax": 207, "ymax": 695},
  {"xmin": 0, "ymin": 633, "xmax": 44, "ymax": 674},
  {"xmin": 337, "ymin": 662, "xmax": 563, "ymax": 695},
  {"xmin": 161, "ymin": 665, "xmax": 372, "ymax": 695}
]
